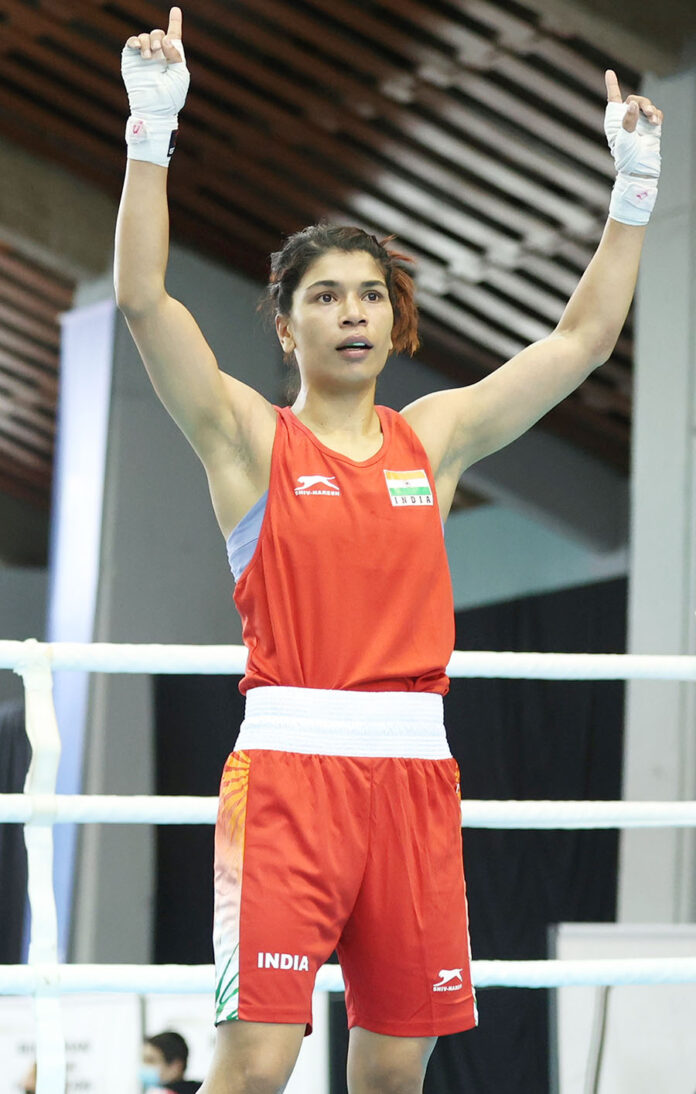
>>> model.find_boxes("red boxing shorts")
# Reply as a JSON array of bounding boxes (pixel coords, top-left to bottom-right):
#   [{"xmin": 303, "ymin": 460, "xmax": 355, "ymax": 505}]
[{"xmin": 213, "ymin": 686, "xmax": 477, "ymax": 1038}]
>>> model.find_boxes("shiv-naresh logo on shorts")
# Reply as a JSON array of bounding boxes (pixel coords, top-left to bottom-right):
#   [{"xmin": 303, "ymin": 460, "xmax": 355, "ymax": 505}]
[
  {"xmin": 433, "ymin": 968, "xmax": 464, "ymax": 992},
  {"xmin": 294, "ymin": 475, "xmax": 341, "ymax": 496},
  {"xmin": 384, "ymin": 469, "xmax": 433, "ymax": 507}
]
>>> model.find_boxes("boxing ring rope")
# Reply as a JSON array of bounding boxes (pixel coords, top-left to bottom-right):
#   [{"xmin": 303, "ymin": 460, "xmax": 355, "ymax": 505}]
[{"xmin": 2, "ymin": 638, "xmax": 696, "ymax": 1092}]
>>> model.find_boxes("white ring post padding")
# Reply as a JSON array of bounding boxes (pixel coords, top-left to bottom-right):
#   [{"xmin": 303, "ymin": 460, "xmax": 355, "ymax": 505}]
[
  {"xmin": 2, "ymin": 958, "xmax": 696, "ymax": 995},
  {"xmin": 2, "ymin": 794, "xmax": 696, "ymax": 828},
  {"xmin": 2, "ymin": 640, "xmax": 696, "ymax": 680},
  {"xmin": 14, "ymin": 643, "xmax": 67, "ymax": 1094}
]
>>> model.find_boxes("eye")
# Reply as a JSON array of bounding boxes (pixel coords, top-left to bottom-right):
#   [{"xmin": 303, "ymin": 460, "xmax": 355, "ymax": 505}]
[
  {"xmin": 317, "ymin": 292, "xmax": 335, "ymax": 303},
  {"xmin": 366, "ymin": 291, "xmax": 383, "ymax": 301}
]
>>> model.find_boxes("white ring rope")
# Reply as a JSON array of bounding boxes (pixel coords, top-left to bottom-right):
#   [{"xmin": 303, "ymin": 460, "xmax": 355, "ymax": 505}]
[
  {"xmin": 1, "ymin": 958, "xmax": 696, "ymax": 995},
  {"xmin": 2, "ymin": 638, "xmax": 696, "ymax": 679},
  {"xmin": 3, "ymin": 637, "xmax": 696, "ymax": 1094},
  {"xmin": 1, "ymin": 793, "xmax": 696, "ymax": 828}
]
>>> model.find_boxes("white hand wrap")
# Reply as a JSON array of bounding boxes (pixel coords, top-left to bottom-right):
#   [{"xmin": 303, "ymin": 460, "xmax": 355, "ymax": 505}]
[
  {"xmin": 604, "ymin": 101, "xmax": 662, "ymax": 226},
  {"xmin": 121, "ymin": 39, "xmax": 190, "ymax": 168}
]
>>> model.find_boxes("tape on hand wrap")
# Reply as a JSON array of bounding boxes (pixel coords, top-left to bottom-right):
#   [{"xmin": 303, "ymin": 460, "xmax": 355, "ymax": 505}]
[
  {"xmin": 604, "ymin": 101, "xmax": 662, "ymax": 226},
  {"xmin": 122, "ymin": 38, "xmax": 190, "ymax": 168}
]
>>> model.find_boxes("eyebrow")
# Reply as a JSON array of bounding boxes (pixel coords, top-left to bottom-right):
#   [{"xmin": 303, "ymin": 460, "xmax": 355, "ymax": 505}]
[{"xmin": 304, "ymin": 279, "xmax": 387, "ymax": 292}]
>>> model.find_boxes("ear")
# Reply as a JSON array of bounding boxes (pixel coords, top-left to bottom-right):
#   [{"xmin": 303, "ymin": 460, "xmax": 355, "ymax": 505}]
[{"xmin": 275, "ymin": 313, "xmax": 295, "ymax": 354}]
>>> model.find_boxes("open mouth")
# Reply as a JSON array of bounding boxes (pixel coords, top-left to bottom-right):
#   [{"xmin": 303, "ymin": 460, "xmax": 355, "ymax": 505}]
[{"xmin": 336, "ymin": 339, "xmax": 373, "ymax": 359}]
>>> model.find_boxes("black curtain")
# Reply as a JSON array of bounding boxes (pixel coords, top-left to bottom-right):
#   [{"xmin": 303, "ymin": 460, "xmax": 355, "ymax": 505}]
[
  {"xmin": 154, "ymin": 576, "xmax": 625, "ymax": 1093},
  {"xmin": 429, "ymin": 578, "xmax": 624, "ymax": 1092},
  {"xmin": 0, "ymin": 698, "xmax": 30, "ymax": 964},
  {"xmin": 153, "ymin": 674, "xmax": 245, "ymax": 964}
]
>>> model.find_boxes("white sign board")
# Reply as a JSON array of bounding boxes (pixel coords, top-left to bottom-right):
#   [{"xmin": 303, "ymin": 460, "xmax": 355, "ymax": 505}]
[
  {"xmin": 0, "ymin": 995, "xmax": 141, "ymax": 1094},
  {"xmin": 0, "ymin": 988, "xmax": 329, "ymax": 1094},
  {"xmin": 553, "ymin": 923, "xmax": 696, "ymax": 1094}
]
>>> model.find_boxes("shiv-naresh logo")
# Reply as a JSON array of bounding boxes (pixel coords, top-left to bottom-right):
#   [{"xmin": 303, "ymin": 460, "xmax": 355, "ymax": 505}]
[
  {"xmin": 294, "ymin": 475, "xmax": 341, "ymax": 496},
  {"xmin": 433, "ymin": 968, "xmax": 464, "ymax": 992}
]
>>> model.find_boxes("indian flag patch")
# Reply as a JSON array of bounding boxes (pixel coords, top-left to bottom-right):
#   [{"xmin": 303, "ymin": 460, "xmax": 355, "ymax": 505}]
[{"xmin": 384, "ymin": 469, "xmax": 434, "ymax": 507}]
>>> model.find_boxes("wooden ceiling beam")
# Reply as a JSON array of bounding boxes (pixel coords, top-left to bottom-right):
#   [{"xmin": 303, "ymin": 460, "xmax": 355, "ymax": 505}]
[
  {"xmin": 0, "ymin": 299, "xmax": 60, "ymax": 348},
  {"xmin": 0, "ymin": 398, "xmax": 55, "ymax": 437},
  {"xmin": 0, "ymin": 346, "xmax": 58, "ymax": 392},
  {"xmin": 379, "ymin": 0, "xmax": 612, "ymax": 133},
  {"xmin": 0, "ymin": 274, "xmax": 71, "ymax": 323},
  {"xmin": 234, "ymin": 0, "xmax": 613, "ymax": 183},
  {"xmin": 307, "ymin": 0, "xmax": 603, "ymax": 128},
  {"xmin": 3, "ymin": 0, "xmax": 606, "ymax": 304},
  {"xmin": 0, "ymin": 410, "xmax": 54, "ymax": 453},
  {"xmin": 105, "ymin": 0, "xmax": 607, "ymax": 234},
  {"xmin": 184, "ymin": 83, "xmax": 563, "ymax": 270},
  {"xmin": 0, "ymin": 431, "xmax": 52, "ymax": 471},
  {"xmin": 0, "ymin": 322, "xmax": 58, "ymax": 371},
  {"xmin": 209, "ymin": 0, "xmax": 609, "ymax": 257},
  {"xmin": 0, "ymin": 245, "xmax": 74, "ymax": 308},
  {"xmin": 241, "ymin": 0, "xmax": 608, "ymax": 216},
  {"xmin": 0, "ymin": 369, "xmax": 56, "ymax": 408},
  {"xmin": 452, "ymin": 0, "xmax": 634, "ymax": 96}
]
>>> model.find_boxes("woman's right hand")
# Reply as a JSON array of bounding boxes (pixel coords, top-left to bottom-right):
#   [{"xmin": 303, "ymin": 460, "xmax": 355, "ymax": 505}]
[{"xmin": 122, "ymin": 5, "xmax": 189, "ymax": 120}]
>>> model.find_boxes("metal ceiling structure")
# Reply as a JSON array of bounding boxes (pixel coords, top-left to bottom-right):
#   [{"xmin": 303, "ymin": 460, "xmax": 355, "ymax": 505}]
[{"xmin": 0, "ymin": 0, "xmax": 645, "ymax": 509}]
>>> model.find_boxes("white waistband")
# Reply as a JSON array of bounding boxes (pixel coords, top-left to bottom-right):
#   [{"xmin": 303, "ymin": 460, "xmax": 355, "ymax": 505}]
[{"xmin": 236, "ymin": 686, "xmax": 450, "ymax": 758}]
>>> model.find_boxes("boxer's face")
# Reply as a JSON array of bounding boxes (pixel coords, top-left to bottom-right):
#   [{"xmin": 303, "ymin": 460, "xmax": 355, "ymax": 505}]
[{"xmin": 276, "ymin": 249, "xmax": 394, "ymax": 391}]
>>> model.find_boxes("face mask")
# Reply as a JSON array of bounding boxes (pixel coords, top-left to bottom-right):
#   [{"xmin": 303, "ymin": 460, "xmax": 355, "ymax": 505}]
[{"xmin": 139, "ymin": 1065, "xmax": 162, "ymax": 1089}]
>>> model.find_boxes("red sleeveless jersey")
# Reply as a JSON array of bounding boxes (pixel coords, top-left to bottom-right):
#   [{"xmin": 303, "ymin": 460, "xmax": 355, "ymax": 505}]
[{"xmin": 233, "ymin": 405, "xmax": 454, "ymax": 694}]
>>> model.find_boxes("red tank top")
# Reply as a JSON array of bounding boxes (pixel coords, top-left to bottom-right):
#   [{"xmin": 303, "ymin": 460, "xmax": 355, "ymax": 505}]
[{"xmin": 233, "ymin": 405, "xmax": 454, "ymax": 694}]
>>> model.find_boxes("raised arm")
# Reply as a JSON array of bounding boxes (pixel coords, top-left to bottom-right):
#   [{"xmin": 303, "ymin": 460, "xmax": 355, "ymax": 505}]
[
  {"xmin": 403, "ymin": 70, "xmax": 663, "ymax": 494},
  {"xmin": 114, "ymin": 7, "xmax": 275, "ymax": 468}
]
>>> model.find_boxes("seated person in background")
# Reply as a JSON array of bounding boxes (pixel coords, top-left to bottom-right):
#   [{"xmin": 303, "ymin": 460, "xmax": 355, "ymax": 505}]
[{"xmin": 141, "ymin": 1031, "xmax": 202, "ymax": 1092}]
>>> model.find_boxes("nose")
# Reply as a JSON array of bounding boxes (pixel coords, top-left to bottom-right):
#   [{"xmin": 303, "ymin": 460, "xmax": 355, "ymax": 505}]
[{"xmin": 340, "ymin": 293, "xmax": 368, "ymax": 325}]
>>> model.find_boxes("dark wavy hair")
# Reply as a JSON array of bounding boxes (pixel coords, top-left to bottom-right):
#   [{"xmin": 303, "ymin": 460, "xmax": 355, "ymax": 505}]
[
  {"xmin": 257, "ymin": 223, "xmax": 419, "ymax": 392},
  {"xmin": 145, "ymin": 1031, "xmax": 188, "ymax": 1067}
]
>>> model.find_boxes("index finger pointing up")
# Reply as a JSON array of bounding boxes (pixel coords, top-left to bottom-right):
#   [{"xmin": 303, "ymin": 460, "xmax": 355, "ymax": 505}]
[
  {"xmin": 605, "ymin": 69, "xmax": 622, "ymax": 103},
  {"xmin": 167, "ymin": 5, "xmax": 183, "ymax": 40}
]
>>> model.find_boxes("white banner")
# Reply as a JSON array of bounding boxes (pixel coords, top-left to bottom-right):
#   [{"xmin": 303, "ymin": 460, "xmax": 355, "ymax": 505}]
[{"xmin": 0, "ymin": 995, "xmax": 141, "ymax": 1094}]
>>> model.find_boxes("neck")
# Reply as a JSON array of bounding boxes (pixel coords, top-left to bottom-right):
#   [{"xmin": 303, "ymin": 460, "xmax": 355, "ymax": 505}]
[{"xmin": 291, "ymin": 384, "xmax": 379, "ymax": 437}]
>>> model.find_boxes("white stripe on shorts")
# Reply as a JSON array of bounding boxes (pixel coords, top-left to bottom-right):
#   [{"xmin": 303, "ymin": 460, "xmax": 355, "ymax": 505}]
[{"xmin": 235, "ymin": 685, "xmax": 451, "ymax": 759}]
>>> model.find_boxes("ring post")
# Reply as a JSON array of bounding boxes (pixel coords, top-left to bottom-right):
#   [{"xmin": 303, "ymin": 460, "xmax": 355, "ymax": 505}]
[{"xmin": 15, "ymin": 639, "xmax": 66, "ymax": 1094}]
